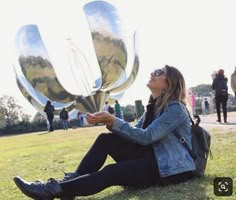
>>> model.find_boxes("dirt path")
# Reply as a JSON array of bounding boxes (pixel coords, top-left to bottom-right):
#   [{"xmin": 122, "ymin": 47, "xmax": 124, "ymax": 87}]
[{"xmin": 197, "ymin": 111, "xmax": 236, "ymax": 131}]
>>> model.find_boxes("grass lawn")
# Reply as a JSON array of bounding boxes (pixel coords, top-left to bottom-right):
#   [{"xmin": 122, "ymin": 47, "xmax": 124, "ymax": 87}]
[{"xmin": 0, "ymin": 125, "xmax": 235, "ymax": 199}]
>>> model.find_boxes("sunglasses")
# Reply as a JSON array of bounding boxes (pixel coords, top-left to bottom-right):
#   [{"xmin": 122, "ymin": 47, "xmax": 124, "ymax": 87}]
[{"xmin": 154, "ymin": 69, "xmax": 165, "ymax": 76}]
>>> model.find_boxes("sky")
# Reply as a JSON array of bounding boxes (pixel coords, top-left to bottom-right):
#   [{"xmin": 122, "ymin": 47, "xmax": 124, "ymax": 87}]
[{"xmin": 1, "ymin": 0, "xmax": 236, "ymax": 117}]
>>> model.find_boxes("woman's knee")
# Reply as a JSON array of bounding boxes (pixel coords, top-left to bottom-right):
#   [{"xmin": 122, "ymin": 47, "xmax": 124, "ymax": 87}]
[
  {"xmin": 97, "ymin": 132, "xmax": 111, "ymax": 140},
  {"xmin": 95, "ymin": 133, "xmax": 113, "ymax": 145},
  {"xmin": 95, "ymin": 133, "xmax": 122, "ymax": 150}
]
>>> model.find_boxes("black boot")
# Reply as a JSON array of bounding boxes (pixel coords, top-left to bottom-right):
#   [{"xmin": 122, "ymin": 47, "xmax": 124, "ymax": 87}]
[
  {"xmin": 59, "ymin": 172, "xmax": 79, "ymax": 200},
  {"xmin": 13, "ymin": 176, "xmax": 63, "ymax": 200},
  {"xmin": 59, "ymin": 172, "xmax": 79, "ymax": 182}
]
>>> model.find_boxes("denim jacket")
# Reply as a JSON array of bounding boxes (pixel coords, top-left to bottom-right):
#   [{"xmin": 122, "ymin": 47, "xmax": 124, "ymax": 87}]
[{"xmin": 108, "ymin": 101, "xmax": 196, "ymax": 177}]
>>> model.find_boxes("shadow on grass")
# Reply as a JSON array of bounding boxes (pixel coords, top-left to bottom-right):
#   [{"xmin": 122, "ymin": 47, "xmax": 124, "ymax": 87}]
[
  {"xmin": 76, "ymin": 176, "xmax": 217, "ymax": 200},
  {"xmin": 38, "ymin": 131, "xmax": 50, "ymax": 135}
]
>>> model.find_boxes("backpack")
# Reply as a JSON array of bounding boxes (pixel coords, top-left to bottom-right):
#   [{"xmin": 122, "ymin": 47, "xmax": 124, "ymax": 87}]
[
  {"xmin": 108, "ymin": 106, "xmax": 114, "ymax": 114},
  {"xmin": 60, "ymin": 110, "xmax": 68, "ymax": 120},
  {"xmin": 204, "ymin": 99, "xmax": 209, "ymax": 107},
  {"xmin": 215, "ymin": 79, "xmax": 228, "ymax": 96},
  {"xmin": 173, "ymin": 115, "xmax": 212, "ymax": 177}
]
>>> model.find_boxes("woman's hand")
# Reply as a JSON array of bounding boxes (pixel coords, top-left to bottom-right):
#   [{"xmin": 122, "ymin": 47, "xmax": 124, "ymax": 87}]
[{"xmin": 86, "ymin": 112, "xmax": 116, "ymax": 126}]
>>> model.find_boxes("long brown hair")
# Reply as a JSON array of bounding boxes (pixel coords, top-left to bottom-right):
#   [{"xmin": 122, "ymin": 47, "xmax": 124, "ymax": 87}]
[{"xmin": 154, "ymin": 65, "xmax": 187, "ymax": 114}]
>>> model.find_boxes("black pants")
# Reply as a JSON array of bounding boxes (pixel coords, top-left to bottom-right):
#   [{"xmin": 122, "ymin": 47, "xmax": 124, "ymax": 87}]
[
  {"xmin": 215, "ymin": 95, "xmax": 228, "ymax": 122},
  {"xmin": 60, "ymin": 133, "xmax": 194, "ymax": 196},
  {"xmin": 47, "ymin": 114, "xmax": 54, "ymax": 131}
]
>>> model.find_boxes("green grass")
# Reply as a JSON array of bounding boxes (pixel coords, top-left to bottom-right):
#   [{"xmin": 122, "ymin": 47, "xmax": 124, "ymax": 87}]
[{"xmin": 0, "ymin": 125, "xmax": 235, "ymax": 199}]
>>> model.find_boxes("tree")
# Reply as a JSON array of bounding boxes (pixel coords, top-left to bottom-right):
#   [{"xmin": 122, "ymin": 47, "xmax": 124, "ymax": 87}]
[
  {"xmin": 0, "ymin": 95, "xmax": 23, "ymax": 127},
  {"xmin": 0, "ymin": 113, "xmax": 4, "ymax": 128},
  {"xmin": 33, "ymin": 112, "xmax": 46, "ymax": 123},
  {"xmin": 190, "ymin": 84, "xmax": 213, "ymax": 97},
  {"xmin": 121, "ymin": 104, "xmax": 136, "ymax": 122},
  {"xmin": 21, "ymin": 113, "xmax": 31, "ymax": 122}
]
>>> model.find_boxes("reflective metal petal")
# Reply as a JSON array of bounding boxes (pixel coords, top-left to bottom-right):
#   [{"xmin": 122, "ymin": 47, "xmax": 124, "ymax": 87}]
[
  {"xmin": 83, "ymin": 1, "xmax": 128, "ymax": 91},
  {"xmin": 14, "ymin": 1, "xmax": 139, "ymax": 116},
  {"xmin": 13, "ymin": 63, "xmax": 75, "ymax": 115},
  {"xmin": 15, "ymin": 25, "xmax": 77, "ymax": 103},
  {"xmin": 109, "ymin": 32, "xmax": 139, "ymax": 94}
]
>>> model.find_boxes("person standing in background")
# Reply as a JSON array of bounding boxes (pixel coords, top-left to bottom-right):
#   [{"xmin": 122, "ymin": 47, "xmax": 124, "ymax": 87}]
[
  {"xmin": 44, "ymin": 100, "xmax": 55, "ymax": 132},
  {"xmin": 191, "ymin": 93, "xmax": 196, "ymax": 115},
  {"xmin": 60, "ymin": 108, "xmax": 69, "ymax": 130},
  {"xmin": 78, "ymin": 112, "xmax": 84, "ymax": 127},
  {"xmin": 102, "ymin": 101, "xmax": 110, "ymax": 112},
  {"xmin": 203, "ymin": 98, "xmax": 209, "ymax": 115},
  {"xmin": 114, "ymin": 100, "xmax": 122, "ymax": 119},
  {"xmin": 231, "ymin": 67, "xmax": 236, "ymax": 98},
  {"xmin": 212, "ymin": 69, "xmax": 228, "ymax": 123},
  {"xmin": 187, "ymin": 89, "xmax": 196, "ymax": 115},
  {"xmin": 103, "ymin": 101, "xmax": 115, "ymax": 115}
]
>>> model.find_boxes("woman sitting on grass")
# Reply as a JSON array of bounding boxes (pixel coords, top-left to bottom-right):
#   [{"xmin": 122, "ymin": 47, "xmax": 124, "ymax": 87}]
[{"xmin": 13, "ymin": 65, "xmax": 196, "ymax": 200}]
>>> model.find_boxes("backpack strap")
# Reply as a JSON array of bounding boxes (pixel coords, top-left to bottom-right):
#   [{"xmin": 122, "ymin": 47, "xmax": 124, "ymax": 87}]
[
  {"xmin": 186, "ymin": 109, "xmax": 195, "ymax": 126},
  {"xmin": 172, "ymin": 107, "xmax": 196, "ymax": 158},
  {"xmin": 172, "ymin": 129, "xmax": 196, "ymax": 159}
]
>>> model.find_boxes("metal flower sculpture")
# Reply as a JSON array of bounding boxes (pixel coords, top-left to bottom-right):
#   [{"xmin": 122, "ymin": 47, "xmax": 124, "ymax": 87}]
[{"xmin": 13, "ymin": 0, "xmax": 139, "ymax": 116}]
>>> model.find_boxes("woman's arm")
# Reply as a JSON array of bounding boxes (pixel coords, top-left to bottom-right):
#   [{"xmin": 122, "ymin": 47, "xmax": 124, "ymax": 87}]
[
  {"xmin": 109, "ymin": 102, "xmax": 188, "ymax": 145},
  {"xmin": 134, "ymin": 112, "xmax": 146, "ymax": 128}
]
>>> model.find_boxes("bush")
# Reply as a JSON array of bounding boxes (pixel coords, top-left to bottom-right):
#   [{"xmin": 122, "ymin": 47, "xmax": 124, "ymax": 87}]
[
  {"xmin": 0, "ymin": 119, "xmax": 64, "ymax": 135},
  {"xmin": 123, "ymin": 112, "xmax": 136, "ymax": 122}
]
